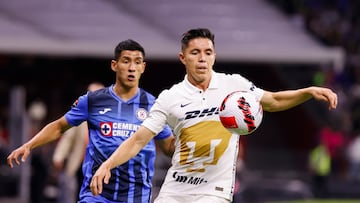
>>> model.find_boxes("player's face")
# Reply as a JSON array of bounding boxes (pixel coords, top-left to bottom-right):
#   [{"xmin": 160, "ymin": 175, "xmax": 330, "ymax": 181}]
[
  {"xmin": 179, "ymin": 37, "xmax": 215, "ymax": 90},
  {"xmin": 111, "ymin": 50, "xmax": 145, "ymax": 89}
]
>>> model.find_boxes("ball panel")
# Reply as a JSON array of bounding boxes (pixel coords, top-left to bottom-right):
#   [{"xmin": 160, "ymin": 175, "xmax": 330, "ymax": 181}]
[
  {"xmin": 219, "ymin": 116, "xmax": 239, "ymax": 129},
  {"xmin": 219, "ymin": 90, "xmax": 263, "ymax": 136}
]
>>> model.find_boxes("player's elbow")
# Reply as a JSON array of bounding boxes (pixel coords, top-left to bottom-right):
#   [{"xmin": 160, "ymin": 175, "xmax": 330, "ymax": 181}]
[{"xmin": 156, "ymin": 135, "xmax": 175, "ymax": 157}]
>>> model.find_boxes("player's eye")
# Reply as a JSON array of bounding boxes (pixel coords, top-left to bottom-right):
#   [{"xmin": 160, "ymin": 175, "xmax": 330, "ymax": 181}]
[{"xmin": 191, "ymin": 50, "xmax": 199, "ymax": 55}]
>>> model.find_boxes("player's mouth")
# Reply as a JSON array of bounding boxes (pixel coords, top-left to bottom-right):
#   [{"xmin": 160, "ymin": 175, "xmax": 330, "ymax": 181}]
[
  {"xmin": 128, "ymin": 75, "xmax": 135, "ymax": 81},
  {"xmin": 196, "ymin": 66, "xmax": 208, "ymax": 73}
]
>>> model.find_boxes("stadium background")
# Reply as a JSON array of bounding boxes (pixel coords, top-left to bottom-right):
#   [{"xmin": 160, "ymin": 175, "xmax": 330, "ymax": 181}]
[{"xmin": 0, "ymin": 0, "xmax": 360, "ymax": 202}]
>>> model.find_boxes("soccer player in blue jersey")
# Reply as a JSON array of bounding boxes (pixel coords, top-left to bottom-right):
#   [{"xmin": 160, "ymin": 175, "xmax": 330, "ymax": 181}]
[{"xmin": 7, "ymin": 39, "xmax": 175, "ymax": 203}]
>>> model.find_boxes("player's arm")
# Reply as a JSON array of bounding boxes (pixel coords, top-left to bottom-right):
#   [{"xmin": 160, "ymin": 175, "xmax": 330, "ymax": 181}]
[
  {"xmin": 156, "ymin": 135, "xmax": 175, "ymax": 157},
  {"xmin": 261, "ymin": 86, "xmax": 337, "ymax": 112},
  {"xmin": 90, "ymin": 125, "xmax": 155, "ymax": 196},
  {"xmin": 7, "ymin": 116, "xmax": 71, "ymax": 168}
]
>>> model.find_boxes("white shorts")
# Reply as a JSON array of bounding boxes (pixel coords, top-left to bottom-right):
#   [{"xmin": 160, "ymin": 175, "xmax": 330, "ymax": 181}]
[{"xmin": 154, "ymin": 193, "xmax": 231, "ymax": 203}]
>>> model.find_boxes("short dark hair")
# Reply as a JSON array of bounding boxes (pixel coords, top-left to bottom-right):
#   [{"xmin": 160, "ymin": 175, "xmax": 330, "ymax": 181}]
[
  {"xmin": 114, "ymin": 39, "xmax": 145, "ymax": 60},
  {"xmin": 181, "ymin": 28, "xmax": 215, "ymax": 51}
]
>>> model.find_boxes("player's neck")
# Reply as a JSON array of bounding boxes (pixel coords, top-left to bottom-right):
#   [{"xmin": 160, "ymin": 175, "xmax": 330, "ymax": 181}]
[{"xmin": 113, "ymin": 85, "xmax": 138, "ymax": 102}]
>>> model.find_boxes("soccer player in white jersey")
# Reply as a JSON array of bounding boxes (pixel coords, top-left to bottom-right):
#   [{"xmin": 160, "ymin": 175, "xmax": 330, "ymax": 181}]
[{"xmin": 90, "ymin": 28, "xmax": 338, "ymax": 203}]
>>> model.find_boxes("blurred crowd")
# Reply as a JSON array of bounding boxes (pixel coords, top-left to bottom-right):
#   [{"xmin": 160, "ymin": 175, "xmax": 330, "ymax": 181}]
[{"xmin": 269, "ymin": 0, "xmax": 360, "ymax": 184}]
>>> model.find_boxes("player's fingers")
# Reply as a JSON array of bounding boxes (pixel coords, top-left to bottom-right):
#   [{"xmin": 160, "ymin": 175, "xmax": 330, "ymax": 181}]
[
  {"xmin": 90, "ymin": 176, "xmax": 99, "ymax": 196},
  {"xmin": 324, "ymin": 91, "xmax": 337, "ymax": 110},
  {"xmin": 96, "ymin": 176, "xmax": 103, "ymax": 195},
  {"xmin": 7, "ymin": 161, "xmax": 13, "ymax": 168},
  {"xmin": 332, "ymin": 92, "xmax": 338, "ymax": 109},
  {"xmin": 6, "ymin": 154, "xmax": 15, "ymax": 168},
  {"xmin": 7, "ymin": 151, "xmax": 21, "ymax": 168},
  {"xmin": 21, "ymin": 150, "xmax": 30, "ymax": 163},
  {"xmin": 315, "ymin": 89, "xmax": 337, "ymax": 110},
  {"xmin": 104, "ymin": 172, "xmax": 111, "ymax": 184},
  {"xmin": 328, "ymin": 98, "xmax": 337, "ymax": 110}
]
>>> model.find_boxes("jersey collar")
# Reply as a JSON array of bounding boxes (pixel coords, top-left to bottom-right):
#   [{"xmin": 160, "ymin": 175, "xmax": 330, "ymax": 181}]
[
  {"xmin": 109, "ymin": 84, "xmax": 140, "ymax": 103},
  {"xmin": 183, "ymin": 70, "xmax": 219, "ymax": 94}
]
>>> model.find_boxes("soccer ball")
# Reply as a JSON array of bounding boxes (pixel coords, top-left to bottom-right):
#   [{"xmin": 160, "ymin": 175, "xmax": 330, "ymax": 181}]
[{"xmin": 219, "ymin": 91, "xmax": 263, "ymax": 135}]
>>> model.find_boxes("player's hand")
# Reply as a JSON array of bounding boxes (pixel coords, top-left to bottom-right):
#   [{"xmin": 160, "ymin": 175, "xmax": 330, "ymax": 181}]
[
  {"xmin": 7, "ymin": 144, "xmax": 31, "ymax": 168},
  {"xmin": 309, "ymin": 86, "xmax": 338, "ymax": 110},
  {"xmin": 90, "ymin": 162, "xmax": 112, "ymax": 196}
]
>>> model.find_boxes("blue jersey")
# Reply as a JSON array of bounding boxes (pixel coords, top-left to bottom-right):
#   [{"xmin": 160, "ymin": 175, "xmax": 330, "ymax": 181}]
[{"xmin": 64, "ymin": 85, "xmax": 172, "ymax": 203}]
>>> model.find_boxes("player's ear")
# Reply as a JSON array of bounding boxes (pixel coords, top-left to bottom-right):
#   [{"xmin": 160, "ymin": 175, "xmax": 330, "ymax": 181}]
[
  {"xmin": 179, "ymin": 52, "xmax": 185, "ymax": 65},
  {"xmin": 110, "ymin": 60, "xmax": 117, "ymax": 72},
  {"xmin": 212, "ymin": 53, "xmax": 216, "ymax": 67},
  {"xmin": 140, "ymin": 61, "xmax": 146, "ymax": 74}
]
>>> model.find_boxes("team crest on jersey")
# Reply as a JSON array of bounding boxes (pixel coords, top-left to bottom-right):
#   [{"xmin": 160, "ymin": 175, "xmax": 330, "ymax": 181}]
[
  {"xmin": 136, "ymin": 108, "xmax": 148, "ymax": 121},
  {"xmin": 100, "ymin": 122, "xmax": 112, "ymax": 136}
]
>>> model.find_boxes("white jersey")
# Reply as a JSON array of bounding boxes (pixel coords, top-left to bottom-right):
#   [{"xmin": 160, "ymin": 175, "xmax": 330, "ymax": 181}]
[{"xmin": 142, "ymin": 71, "xmax": 264, "ymax": 201}]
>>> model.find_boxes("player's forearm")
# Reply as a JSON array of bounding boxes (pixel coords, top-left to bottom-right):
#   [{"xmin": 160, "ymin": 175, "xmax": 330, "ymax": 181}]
[
  {"xmin": 27, "ymin": 120, "xmax": 66, "ymax": 149},
  {"xmin": 262, "ymin": 88, "xmax": 312, "ymax": 112},
  {"xmin": 157, "ymin": 136, "xmax": 175, "ymax": 157},
  {"xmin": 274, "ymin": 88, "xmax": 311, "ymax": 108},
  {"xmin": 105, "ymin": 144, "xmax": 138, "ymax": 170},
  {"xmin": 105, "ymin": 126, "xmax": 155, "ymax": 169}
]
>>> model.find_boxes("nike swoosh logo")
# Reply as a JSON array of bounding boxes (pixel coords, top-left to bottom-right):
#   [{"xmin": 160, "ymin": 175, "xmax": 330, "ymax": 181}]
[
  {"xmin": 99, "ymin": 108, "xmax": 112, "ymax": 114},
  {"xmin": 180, "ymin": 102, "xmax": 191, "ymax": 108}
]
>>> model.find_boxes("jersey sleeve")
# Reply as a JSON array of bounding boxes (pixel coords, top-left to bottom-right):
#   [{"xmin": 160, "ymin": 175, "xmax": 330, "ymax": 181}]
[
  {"xmin": 153, "ymin": 124, "xmax": 172, "ymax": 140},
  {"xmin": 64, "ymin": 94, "xmax": 89, "ymax": 126},
  {"xmin": 230, "ymin": 73, "xmax": 264, "ymax": 100},
  {"xmin": 142, "ymin": 90, "xmax": 170, "ymax": 135}
]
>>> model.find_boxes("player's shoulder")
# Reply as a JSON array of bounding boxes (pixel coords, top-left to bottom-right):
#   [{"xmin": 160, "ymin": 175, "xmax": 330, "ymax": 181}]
[
  {"xmin": 215, "ymin": 71, "xmax": 243, "ymax": 80},
  {"xmin": 87, "ymin": 87, "xmax": 113, "ymax": 104},
  {"xmin": 158, "ymin": 80, "xmax": 184, "ymax": 99},
  {"xmin": 139, "ymin": 88, "xmax": 157, "ymax": 100},
  {"xmin": 88, "ymin": 86, "xmax": 108, "ymax": 96}
]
